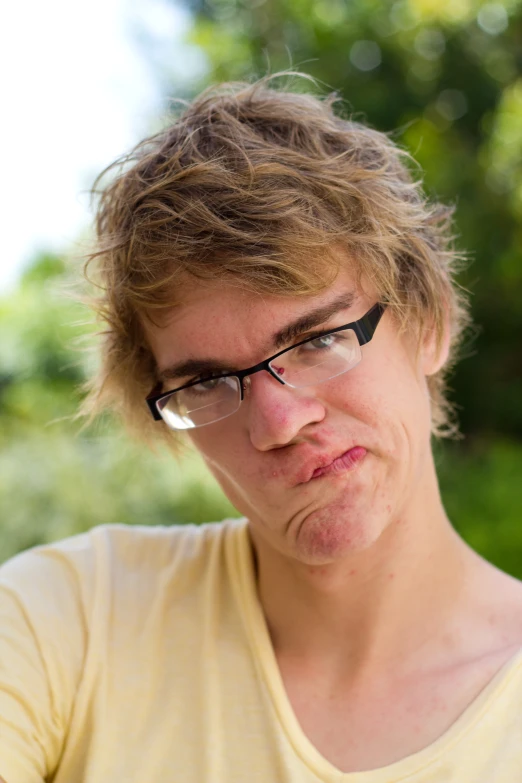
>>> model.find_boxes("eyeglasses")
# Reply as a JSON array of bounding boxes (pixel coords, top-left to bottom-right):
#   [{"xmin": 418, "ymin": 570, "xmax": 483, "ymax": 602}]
[{"xmin": 146, "ymin": 303, "xmax": 385, "ymax": 431}]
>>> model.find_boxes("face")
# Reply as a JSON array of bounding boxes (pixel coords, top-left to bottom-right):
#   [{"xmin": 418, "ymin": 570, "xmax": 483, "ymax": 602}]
[{"xmin": 145, "ymin": 265, "xmax": 445, "ymax": 566}]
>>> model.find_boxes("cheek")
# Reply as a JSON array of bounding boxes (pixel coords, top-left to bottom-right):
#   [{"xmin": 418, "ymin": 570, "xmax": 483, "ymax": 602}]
[
  {"xmin": 322, "ymin": 361, "xmax": 431, "ymax": 463},
  {"xmin": 189, "ymin": 428, "xmax": 256, "ymax": 484},
  {"xmin": 328, "ymin": 354, "xmax": 427, "ymax": 414},
  {"xmin": 320, "ymin": 369, "xmax": 388, "ymax": 428}
]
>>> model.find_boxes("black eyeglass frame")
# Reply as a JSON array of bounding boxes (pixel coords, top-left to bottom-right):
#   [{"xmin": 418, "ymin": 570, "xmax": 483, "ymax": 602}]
[{"xmin": 146, "ymin": 302, "xmax": 386, "ymax": 422}]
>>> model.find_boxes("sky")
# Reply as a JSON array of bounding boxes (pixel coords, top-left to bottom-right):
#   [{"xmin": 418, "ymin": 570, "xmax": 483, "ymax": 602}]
[{"xmin": 0, "ymin": 0, "xmax": 199, "ymax": 292}]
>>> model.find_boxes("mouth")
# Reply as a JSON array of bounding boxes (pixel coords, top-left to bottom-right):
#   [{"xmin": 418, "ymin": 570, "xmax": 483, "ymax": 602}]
[{"xmin": 308, "ymin": 446, "xmax": 367, "ymax": 482}]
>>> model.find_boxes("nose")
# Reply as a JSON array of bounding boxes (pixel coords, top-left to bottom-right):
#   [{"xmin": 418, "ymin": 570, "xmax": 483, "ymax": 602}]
[{"xmin": 245, "ymin": 370, "xmax": 325, "ymax": 451}]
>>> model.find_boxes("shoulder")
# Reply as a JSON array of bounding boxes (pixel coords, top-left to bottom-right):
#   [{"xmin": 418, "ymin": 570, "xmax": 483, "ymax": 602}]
[
  {"xmin": 0, "ymin": 518, "xmax": 246, "ymax": 610},
  {"xmin": 0, "ymin": 519, "xmax": 247, "ymax": 780},
  {"xmin": 0, "ymin": 519, "xmax": 247, "ymax": 688}
]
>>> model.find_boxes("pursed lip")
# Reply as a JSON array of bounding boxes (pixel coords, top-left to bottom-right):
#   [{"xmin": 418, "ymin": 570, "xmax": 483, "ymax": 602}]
[{"xmin": 292, "ymin": 445, "xmax": 367, "ymax": 485}]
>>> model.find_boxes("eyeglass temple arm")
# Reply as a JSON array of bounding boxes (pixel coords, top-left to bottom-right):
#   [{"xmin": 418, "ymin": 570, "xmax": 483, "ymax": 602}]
[
  {"xmin": 354, "ymin": 303, "xmax": 385, "ymax": 345},
  {"xmin": 146, "ymin": 383, "xmax": 164, "ymax": 420}
]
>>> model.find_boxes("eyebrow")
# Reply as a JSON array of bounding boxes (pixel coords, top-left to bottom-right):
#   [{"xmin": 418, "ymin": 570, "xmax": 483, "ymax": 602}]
[
  {"xmin": 272, "ymin": 291, "xmax": 356, "ymax": 350},
  {"xmin": 157, "ymin": 290, "xmax": 357, "ymax": 383}
]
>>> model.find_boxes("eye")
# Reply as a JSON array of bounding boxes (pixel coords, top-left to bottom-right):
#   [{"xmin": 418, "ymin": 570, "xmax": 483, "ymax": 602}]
[
  {"xmin": 194, "ymin": 377, "xmax": 222, "ymax": 391},
  {"xmin": 183, "ymin": 376, "xmax": 226, "ymax": 398},
  {"xmin": 304, "ymin": 333, "xmax": 337, "ymax": 350}
]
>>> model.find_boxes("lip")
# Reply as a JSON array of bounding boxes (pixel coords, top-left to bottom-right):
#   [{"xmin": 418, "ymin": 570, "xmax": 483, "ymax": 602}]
[{"xmin": 295, "ymin": 446, "xmax": 367, "ymax": 485}]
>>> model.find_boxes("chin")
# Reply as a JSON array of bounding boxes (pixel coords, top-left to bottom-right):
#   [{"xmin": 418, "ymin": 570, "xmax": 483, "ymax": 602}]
[{"xmin": 293, "ymin": 502, "xmax": 386, "ymax": 564}]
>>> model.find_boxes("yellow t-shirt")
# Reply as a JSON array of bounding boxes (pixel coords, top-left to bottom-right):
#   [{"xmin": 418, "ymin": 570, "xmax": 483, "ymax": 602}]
[{"xmin": 0, "ymin": 519, "xmax": 521, "ymax": 783}]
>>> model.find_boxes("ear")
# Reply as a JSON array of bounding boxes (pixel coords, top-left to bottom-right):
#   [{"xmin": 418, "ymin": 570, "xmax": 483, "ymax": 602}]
[{"xmin": 420, "ymin": 310, "xmax": 451, "ymax": 377}]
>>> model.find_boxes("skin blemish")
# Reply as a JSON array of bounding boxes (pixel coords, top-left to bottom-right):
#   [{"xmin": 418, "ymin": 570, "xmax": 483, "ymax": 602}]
[{"xmin": 307, "ymin": 566, "xmax": 329, "ymax": 577}]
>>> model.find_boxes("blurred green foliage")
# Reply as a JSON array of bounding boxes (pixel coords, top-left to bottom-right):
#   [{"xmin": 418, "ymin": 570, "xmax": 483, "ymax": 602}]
[{"xmin": 1, "ymin": 0, "xmax": 521, "ymax": 573}]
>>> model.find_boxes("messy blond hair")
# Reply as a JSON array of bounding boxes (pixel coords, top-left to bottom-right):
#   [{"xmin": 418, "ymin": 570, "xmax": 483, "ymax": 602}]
[{"xmin": 84, "ymin": 73, "xmax": 470, "ymax": 447}]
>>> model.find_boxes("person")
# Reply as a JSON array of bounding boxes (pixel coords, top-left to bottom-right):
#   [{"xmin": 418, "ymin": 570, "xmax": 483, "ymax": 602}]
[{"xmin": 1, "ymin": 74, "xmax": 521, "ymax": 783}]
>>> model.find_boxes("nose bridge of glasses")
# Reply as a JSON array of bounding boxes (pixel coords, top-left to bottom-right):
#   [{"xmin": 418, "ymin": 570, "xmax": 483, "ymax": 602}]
[{"xmin": 238, "ymin": 360, "xmax": 287, "ymax": 397}]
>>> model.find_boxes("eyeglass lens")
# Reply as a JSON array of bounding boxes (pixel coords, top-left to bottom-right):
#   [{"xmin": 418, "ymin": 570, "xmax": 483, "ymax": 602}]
[
  {"xmin": 269, "ymin": 329, "xmax": 361, "ymax": 388},
  {"xmin": 157, "ymin": 376, "xmax": 242, "ymax": 430}
]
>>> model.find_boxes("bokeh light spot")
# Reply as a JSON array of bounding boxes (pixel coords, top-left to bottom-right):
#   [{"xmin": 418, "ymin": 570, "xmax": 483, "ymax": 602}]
[
  {"xmin": 414, "ymin": 28, "xmax": 446, "ymax": 60},
  {"xmin": 477, "ymin": 3, "xmax": 508, "ymax": 35},
  {"xmin": 436, "ymin": 89, "xmax": 468, "ymax": 121},
  {"xmin": 350, "ymin": 40, "xmax": 382, "ymax": 72}
]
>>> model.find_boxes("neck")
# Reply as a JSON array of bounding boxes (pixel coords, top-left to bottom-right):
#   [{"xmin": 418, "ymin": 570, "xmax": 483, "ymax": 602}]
[{"xmin": 249, "ymin": 459, "xmax": 471, "ymax": 680}]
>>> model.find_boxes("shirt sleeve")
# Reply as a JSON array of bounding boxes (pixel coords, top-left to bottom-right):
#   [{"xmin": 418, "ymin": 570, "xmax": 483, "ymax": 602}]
[{"xmin": 0, "ymin": 545, "xmax": 88, "ymax": 783}]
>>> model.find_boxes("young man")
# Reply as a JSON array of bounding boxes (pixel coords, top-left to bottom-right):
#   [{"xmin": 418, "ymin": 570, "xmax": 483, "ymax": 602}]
[{"xmin": 1, "ymin": 76, "xmax": 521, "ymax": 782}]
